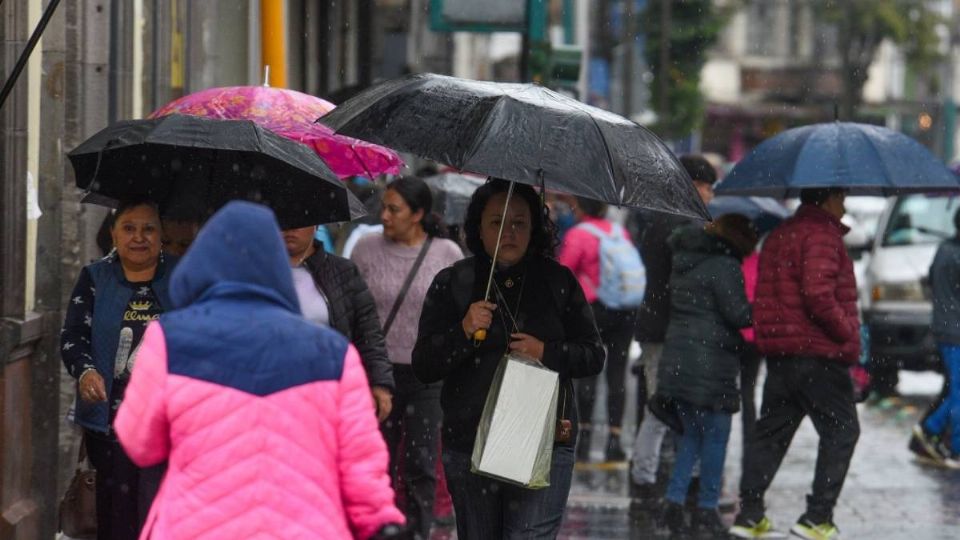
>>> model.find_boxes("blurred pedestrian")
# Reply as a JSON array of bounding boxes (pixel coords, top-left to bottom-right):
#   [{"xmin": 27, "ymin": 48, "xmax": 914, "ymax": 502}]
[
  {"xmin": 628, "ymin": 154, "xmax": 717, "ymax": 504},
  {"xmin": 61, "ymin": 198, "xmax": 177, "ymax": 540},
  {"xmin": 909, "ymin": 207, "xmax": 960, "ymax": 467},
  {"xmin": 412, "ymin": 179, "xmax": 604, "ymax": 539},
  {"xmin": 351, "ymin": 177, "xmax": 463, "ymax": 540},
  {"xmin": 282, "ymin": 224, "xmax": 395, "ymax": 422},
  {"xmin": 731, "ymin": 188, "xmax": 860, "ymax": 540},
  {"xmin": 655, "ymin": 215, "xmax": 756, "ymax": 536},
  {"xmin": 738, "ymin": 247, "xmax": 762, "ymax": 472},
  {"xmin": 160, "ymin": 219, "xmax": 200, "ymax": 257},
  {"xmin": 558, "ymin": 196, "xmax": 643, "ymax": 462},
  {"xmin": 114, "ymin": 201, "xmax": 405, "ymax": 539}
]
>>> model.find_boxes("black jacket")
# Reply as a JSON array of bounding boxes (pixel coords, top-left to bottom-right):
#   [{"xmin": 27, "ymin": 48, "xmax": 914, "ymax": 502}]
[
  {"xmin": 657, "ymin": 226, "xmax": 752, "ymax": 413},
  {"xmin": 303, "ymin": 244, "xmax": 394, "ymax": 391},
  {"xmin": 930, "ymin": 237, "xmax": 960, "ymax": 345},
  {"xmin": 628, "ymin": 209, "xmax": 694, "ymax": 343},
  {"xmin": 412, "ymin": 255, "xmax": 604, "ymax": 453}
]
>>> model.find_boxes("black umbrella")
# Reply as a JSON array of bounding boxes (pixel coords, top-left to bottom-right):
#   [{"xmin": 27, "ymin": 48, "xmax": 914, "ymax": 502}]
[
  {"xmin": 318, "ymin": 73, "xmax": 708, "ymax": 219},
  {"xmin": 320, "ymin": 73, "xmax": 709, "ymax": 341},
  {"xmin": 68, "ymin": 114, "xmax": 366, "ymax": 229},
  {"xmin": 423, "ymin": 172, "xmax": 486, "ymax": 225}
]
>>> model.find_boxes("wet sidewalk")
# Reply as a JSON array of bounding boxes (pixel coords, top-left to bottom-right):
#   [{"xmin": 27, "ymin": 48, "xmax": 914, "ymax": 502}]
[{"xmin": 557, "ymin": 371, "xmax": 960, "ymax": 539}]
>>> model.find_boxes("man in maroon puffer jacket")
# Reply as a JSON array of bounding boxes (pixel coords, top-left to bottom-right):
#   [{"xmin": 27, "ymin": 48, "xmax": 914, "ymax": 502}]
[{"xmin": 731, "ymin": 188, "xmax": 860, "ymax": 540}]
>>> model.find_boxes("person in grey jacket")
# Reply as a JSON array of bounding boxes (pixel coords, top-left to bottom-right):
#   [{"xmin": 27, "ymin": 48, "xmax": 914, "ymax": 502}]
[
  {"xmin": 656, "ymin": 214, "xmax": 757, "ymax": 536},
  {"xmin": 909, "ymin": 207, "xmax": 960, "ymax": 467}
]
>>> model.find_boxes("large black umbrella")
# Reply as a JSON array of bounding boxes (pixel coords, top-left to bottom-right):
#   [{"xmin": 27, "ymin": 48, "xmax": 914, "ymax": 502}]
[
  {"xmin": 318, "ymin": 73, "xmax": 708, "ymax": 220},
  {"xmin": 320, "ymin": 73, "xmax": 708, "ymax": 342},
  {"xmin": 68, "ymin": 114, "xmax": 366, "ymax": 228}
]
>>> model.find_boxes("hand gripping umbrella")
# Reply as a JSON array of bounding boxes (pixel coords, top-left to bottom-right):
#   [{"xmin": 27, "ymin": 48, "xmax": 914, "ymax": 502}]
[
  {"xmin": 319, "ymin": 73, "xmax": 710, "ymax": 341},
  {"xmin": 69, "ymin": 114, "xmax": 366, "ymax": 229}
]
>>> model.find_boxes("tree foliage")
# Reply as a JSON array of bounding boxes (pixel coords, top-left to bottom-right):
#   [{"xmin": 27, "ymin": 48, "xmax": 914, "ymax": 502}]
[
  {"xmin": 816, "ymin": 0, "xmax": 943, "ymax": 119},
  {"xmin": 642, "ymin": 0, "xmax": 732, "ymax": 138}
]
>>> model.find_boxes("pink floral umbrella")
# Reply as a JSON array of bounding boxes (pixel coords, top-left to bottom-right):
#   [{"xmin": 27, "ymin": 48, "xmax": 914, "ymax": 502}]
[{"xmin": 150, "ymin": 86, "xmax": 404, "ymax": 178}]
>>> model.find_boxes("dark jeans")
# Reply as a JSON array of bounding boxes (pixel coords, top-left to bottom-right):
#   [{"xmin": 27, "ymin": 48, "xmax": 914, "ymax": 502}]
[
  {"xmin": 576, "ymin": 304, "xmax": 635, "ymax": 429},
  {"xmin": 739, "ymin": 343, "xmax": 762, "ymax": 472},
  {"xmin": 382, "ymin": 364, "xmax": 442, "ymax": 540},
  {"xmin": 739, "ymin": 357, "xmax": 860, "ymax": 524},
  {"xmin": 85, "ymin": 430, "xmax": 164, "ymax": 540},
  {"xmin": 442, "ymin": 445, "xmax": 575, "ymax": 539},
  {"xmin": 665, "ymin": 402, "xmax": 732, "ymax": 509}
]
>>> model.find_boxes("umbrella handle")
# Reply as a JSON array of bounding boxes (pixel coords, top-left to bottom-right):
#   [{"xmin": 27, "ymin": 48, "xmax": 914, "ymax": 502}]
[{"xmin": 473, "ymin": 181, "xmax": 516, "ymax": 345}]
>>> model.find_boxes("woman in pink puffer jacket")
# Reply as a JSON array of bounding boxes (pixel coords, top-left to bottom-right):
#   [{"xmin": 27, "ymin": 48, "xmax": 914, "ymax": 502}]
[{"xmin": 116, "ymin": 201, "xmax": 404, "ymax": 539}]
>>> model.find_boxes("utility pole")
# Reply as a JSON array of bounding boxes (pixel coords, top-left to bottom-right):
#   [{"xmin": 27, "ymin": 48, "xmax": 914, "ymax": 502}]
[
  {"xmin": 658, "ymin": 0, "xmax": 670, "ymax": 120},
  {"xmin": 623, "ymin": 0, "xmax": 635, "ymax": 117}
]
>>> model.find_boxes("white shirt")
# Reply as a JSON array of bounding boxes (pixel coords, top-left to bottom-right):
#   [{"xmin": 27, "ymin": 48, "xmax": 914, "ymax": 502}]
[{"xmin": 292, "ymin": 266, "xmax": 330, "ymax": 326}]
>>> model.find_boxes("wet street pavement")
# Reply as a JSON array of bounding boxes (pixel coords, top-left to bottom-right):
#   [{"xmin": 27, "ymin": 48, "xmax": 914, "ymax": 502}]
[
  {"xmin": 431, "ymin": 371, "xmax": 960, "ymax": 539},
  {"xmin": 560, "ymin": 371, "xmax": 960, "ymax": 539}
]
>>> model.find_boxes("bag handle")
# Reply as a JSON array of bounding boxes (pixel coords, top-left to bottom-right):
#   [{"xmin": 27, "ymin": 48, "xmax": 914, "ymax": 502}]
[{"xmin": 382, "ymin": 238, "xmax": 432, "ymax": 336}]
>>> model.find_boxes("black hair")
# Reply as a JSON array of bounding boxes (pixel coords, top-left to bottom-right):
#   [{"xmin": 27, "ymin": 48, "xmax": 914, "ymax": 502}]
[
  {"xmin": 113, "ymin": 197, "xmax": 160, "ymax": 225},
  {"xmin": 386, "ymin": 176, "xmax": 445, "ymax": 238},
  {"xmin": 799, "ymin": 187, "xmax": 847, "ymax": 206},
  {"xmin": 576, "ymin": 196, "xmax": 607, "ymax": 218},
  {"xmin": 464, "ymin": 178, "xmax": 559, "ymax": 260},
  {"xmin": 680, "ymin": 154, "xmax": 717, "ymax": 185}
]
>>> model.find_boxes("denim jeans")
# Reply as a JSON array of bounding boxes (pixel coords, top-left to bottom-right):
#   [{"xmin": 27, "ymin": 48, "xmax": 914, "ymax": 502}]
[
  {"xmin": 442, "ymin": 445, "xmax": 575, "ymax": 539},
  {"xmin": 664, "ymin": 402, "xmax": 732, "ymax": 509},
  {"xmin": 924, "ymin": 343, "xmax": 960, "ymax": 453}
]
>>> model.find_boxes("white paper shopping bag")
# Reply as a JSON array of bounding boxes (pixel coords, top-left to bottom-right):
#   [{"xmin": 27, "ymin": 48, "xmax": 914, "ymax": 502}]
[{"xmin": 471, "ymin": 354, "xmax": 559, "ymax": 488}]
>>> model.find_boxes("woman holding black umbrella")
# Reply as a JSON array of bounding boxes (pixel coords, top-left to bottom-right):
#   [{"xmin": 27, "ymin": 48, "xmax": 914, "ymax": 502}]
[
  {"xmin": 61, "ymin": 198, "xmax": 176, "ymax": 539},
  {"xmin": 413, "ymin": 179, "xmax": 604, "ymax": 539}
]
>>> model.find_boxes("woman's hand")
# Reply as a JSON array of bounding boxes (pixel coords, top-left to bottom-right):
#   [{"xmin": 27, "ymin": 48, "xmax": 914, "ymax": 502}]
[
  {"xmin": 371, "ymin": 386, "xmax": 393, "ymax": 423},
  {"xmin": 509, "ymin": 333, "xmax": 544, "ymax": 362},
  {"xmin": 462, "ymin": 301, "xmax": 497, "ymax": 339},
  {"xmin": 79, "ymin": 369, "xmax": 108, "ymax": 403}
]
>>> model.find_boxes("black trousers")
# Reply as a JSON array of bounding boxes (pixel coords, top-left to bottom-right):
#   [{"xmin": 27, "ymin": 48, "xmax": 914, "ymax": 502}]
[
  {"xmin": 576, "ymin": 303, "xmax": 636, "ymax": 429},
  {"xmin": 739, "ymin": 357, "xmax": 860, "ymax": 524},
  {"xmin": 85, "ymin": 430, "xmax": 164, "ymax": 540},
  {"xmin": 382, "ymin": 364, "xmax": 442, "ymax": 540}
]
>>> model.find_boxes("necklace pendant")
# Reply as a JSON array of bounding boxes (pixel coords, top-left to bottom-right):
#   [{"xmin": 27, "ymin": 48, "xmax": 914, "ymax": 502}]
[{"xmin": 504, "ymin": 278, "xmax": 515, "ymax": 288}]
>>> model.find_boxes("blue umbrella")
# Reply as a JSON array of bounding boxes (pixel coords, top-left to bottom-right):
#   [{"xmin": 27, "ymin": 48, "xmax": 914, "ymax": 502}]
[
  {"xmin": 708, "ymin": 195, "xmax": 790, "ymax": 234},
  {"xmin": 716, "ymin": 122, "xmax": 960, "ymax": 197}
]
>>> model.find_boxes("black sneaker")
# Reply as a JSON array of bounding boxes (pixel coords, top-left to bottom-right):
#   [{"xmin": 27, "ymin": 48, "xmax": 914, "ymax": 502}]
[
  {"xmin": 605, "ymin": 433, "xmax": 626, "ymax": 462},
  {"xmin": 629, "ymin": 481, "xmax": 661, "ymax": 510},
  {"xmin": 691, "ymin": 507, "xmax": 727, "ymax": 538},
  {"xmin": 658, "ymin": 501, "xmax": 686, "ymax": 533}
]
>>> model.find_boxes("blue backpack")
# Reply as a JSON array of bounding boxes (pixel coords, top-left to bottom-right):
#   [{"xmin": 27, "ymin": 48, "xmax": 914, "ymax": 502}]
[{"xmin": 577, "ymin": 222, "xmax": 646, "ymax": 309}]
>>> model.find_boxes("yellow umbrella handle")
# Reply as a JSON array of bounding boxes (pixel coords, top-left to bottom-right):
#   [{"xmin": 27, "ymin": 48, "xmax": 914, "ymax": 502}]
[{"xmin": 473, "ymin": 328, "xmax": 487, "ymax": 342}]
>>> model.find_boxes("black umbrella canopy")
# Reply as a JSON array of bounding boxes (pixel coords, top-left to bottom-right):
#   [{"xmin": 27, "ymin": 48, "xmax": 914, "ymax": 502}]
[
  {"xmin": 68, "ymin": 114, "xmax": 366, "ymax": 229},
  {"xmin": 319, "ymin": 73, "xmax": 709, "ymax": 221}
]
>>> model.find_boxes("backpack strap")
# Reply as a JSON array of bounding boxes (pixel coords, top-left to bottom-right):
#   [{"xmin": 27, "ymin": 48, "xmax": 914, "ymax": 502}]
[{"xmin": 575, "ymin": 221, "xmax": 610, "ymax": 239}]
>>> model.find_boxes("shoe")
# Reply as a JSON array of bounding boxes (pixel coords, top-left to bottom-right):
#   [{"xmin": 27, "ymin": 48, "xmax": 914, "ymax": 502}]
[
  {"xmin": 691, "ymin": 507, "xmax": 727, "ymax": 537},
  {"xmin": 659, "ymin": 501, "xmax": 686, "ymax": 533},
  {"xmin": 576, "ymin": 428, "xmax": 592, "ymax": 463},
  {"xmin": 790, "ymin": 517, "xmax": 840, "ymax": 540},
  {"xmin": 628, "ymin": 481, "xmax": 660, "ymax": 510},
  {"xmin": 604, "ymin": 433, "xmax": 626, "ymax": 462},
  {"xmin": 909, "ymin": 424, "xmax": 960, "ymax": 468},
  {"xmin": 729, "ymin": 515, "xmax": 786, "ymax": 538}
]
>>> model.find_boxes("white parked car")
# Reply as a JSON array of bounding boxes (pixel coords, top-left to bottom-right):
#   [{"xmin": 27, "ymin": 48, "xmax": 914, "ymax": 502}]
[{"xmin": 861, "ymin": 194, "xmax": 959, "ymax": 391}]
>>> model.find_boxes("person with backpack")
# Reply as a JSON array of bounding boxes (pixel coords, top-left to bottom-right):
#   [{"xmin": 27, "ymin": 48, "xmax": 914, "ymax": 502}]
[{"xmin": 559, "ymin": 196, "xmax": 645, "ymax": 462}]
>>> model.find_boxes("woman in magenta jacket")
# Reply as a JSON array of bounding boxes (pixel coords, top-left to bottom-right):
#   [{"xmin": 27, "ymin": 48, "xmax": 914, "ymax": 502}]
[{"xmin": 115, "ymin": 201, "xmax": 404, "ymax": 539}]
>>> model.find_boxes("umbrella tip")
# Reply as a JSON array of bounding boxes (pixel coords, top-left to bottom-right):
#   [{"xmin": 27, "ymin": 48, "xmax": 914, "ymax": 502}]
[{"xmin": 263, "ymin": 65, "xmax": 271, "ymax": 87}]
